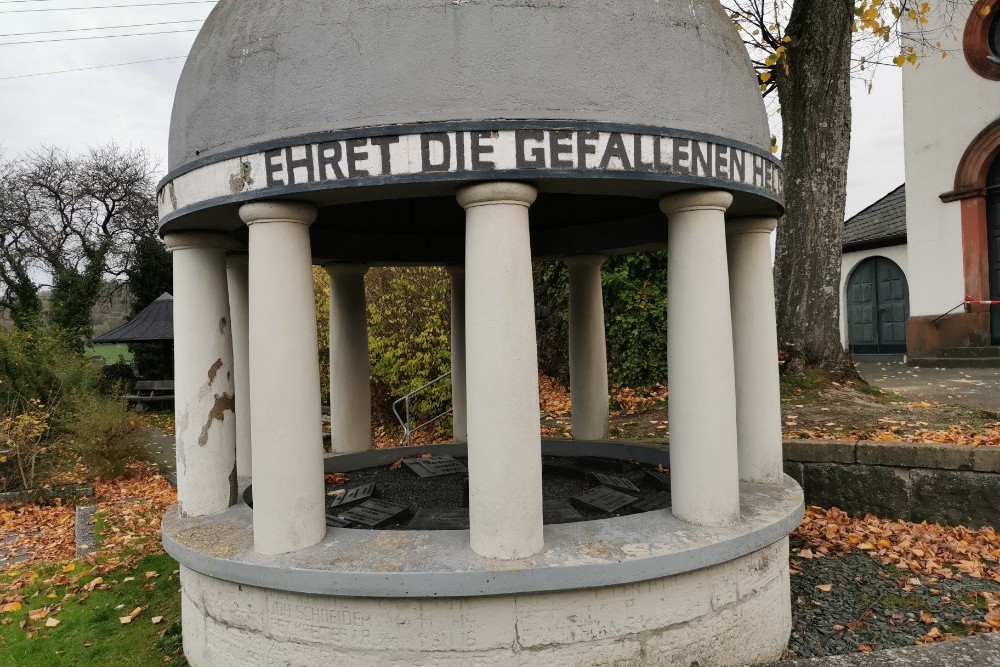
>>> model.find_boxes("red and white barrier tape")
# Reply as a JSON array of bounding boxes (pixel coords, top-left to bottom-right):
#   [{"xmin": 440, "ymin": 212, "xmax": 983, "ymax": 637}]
[{"xmin": 965, "ymin": 295, "xmax": 1000, "ymax": 306}]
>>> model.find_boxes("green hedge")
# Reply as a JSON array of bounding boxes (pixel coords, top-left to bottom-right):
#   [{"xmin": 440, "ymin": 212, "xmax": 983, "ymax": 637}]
[{"xmin": 534, "ymin": 251, "xmax": 669, "ymax": 388}]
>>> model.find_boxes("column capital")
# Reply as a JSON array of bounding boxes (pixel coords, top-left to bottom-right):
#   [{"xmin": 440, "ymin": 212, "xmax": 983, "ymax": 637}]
[
  {"xmin": 239, "ymin": 201, "xmax": 317, "ymax": 227},
  {"xmin": 563, "ymin": 253, "xmax": 606, "ymax": 269},
  {"xmin": 727, "ymin": 217, "xmax": 777, "ymax": 236},
  {"xmin": 324, "ymin": 262, "xmax": 368, "ymax": 277},
  {"xmin": 659, "ymin": 190, "xmax": 733, "ymax": 217},
  {"xmin": 457, "ymin": 182, "xmax": 537, "ymax": 210},
  {"xmin": 162, "ymin": 231, "xmax": 234, "ymax": 253}
]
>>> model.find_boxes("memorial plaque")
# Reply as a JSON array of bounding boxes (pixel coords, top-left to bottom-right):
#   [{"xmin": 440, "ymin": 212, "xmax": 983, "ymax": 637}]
[
  {"xmin": 631, "ymin": 491, "xmax": 671, "ymax": 513},
  {"xmin": 402, "ymin": 456, "xmax": 468, "ymax": 478},
  {"xmin": 570, "ymin": 486, "xmax": 637, "ymax": 514},
  {"xmin": 324, "ymin": 515, "xmax": 352, "ymax": 528},
  {"xmin": 543, "ymin": 500, "xmax": 584, "ymax": 525},
  {"xmin": 644, "ymin": 469, "xmax": 671, "ymax": 490},
  {"xmin": 407, "ymin": 508, "xmax": 470, "ymax": 530},
  {"xmin": 341, "ymin": 499, "xmax": 411, "ymax": 528},
  {"xmin": 589, "ymin": 472, "xmax": 641, "ymax": 494},
  {"xmin": 326, "ymin": 482, "xmax": 376, "ymax": 509}
]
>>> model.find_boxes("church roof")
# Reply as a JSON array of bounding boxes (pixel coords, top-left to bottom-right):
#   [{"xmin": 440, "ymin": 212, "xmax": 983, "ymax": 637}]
[{"xmin": 843, "ymin": 184, "xmax": 907, "ymax": 251}]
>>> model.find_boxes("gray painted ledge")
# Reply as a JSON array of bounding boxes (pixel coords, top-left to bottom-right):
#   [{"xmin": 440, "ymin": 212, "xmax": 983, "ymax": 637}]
[{"xmin": 163, "ymin": 472, "xmax": 803, "ymax": 598}]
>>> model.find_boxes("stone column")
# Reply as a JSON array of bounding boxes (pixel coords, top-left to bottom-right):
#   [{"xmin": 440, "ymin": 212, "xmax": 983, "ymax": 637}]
[
  {"xmin": 325, "ymin": 263, "xmax": 372, "ymax": 454},
  {"xmin": 447, "ymin": 265, "xmax": 467, "ymax": 443},
  {"xmin": 565, "ymin": 254, "xmax": 609, "ymax": 440},
  {"xmin": 164, "ymin": 232, "xmax": 237, "ymax": 518},
  {"xmin": 659, "ymin": 191, "xmax": 741, "ymax": 528},
  {"xmin": 458, "ymin": 182, "xmax": 544, "ymax": 560},
  {"xmin": 240, "ymin": 202, "xmax": 325, "ymax": 556},
  {"xmin": 727, "ymin": 217, "xmax": 783, "ymax": 484},
  {"xmin": 226, "ymin": 252, "xmax": 252, "ymax": 480}
]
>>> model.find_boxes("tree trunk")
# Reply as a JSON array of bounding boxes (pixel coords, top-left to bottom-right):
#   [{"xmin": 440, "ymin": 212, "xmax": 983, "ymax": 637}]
[{"xmin": 773, "ymin": 0, "xmax": 857, "ymax": 377}]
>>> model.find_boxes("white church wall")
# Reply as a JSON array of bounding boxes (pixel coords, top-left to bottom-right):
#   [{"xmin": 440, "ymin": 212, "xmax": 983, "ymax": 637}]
[
  {"xmin": 839, "ymin": 244, "xmax": 909, "ymax": 348},
  {"xmin": 901, "ymin": 4, "xmax": 1000, "ymax": 317}
]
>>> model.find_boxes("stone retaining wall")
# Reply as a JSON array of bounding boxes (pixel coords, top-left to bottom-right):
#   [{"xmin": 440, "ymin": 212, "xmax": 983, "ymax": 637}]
[
  {"xmin": 0, "ymin": 484, "xmax": 94, "ymax": 508},
  {"xmin": 782, "ymin": 440, "xmax": 1000, "ymax": 528}
]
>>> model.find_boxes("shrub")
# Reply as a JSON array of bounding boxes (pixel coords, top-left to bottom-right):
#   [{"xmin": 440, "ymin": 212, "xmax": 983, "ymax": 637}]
[
  {"xmin": 534, "ymin": 251, "xmax": 670, "ymax": 388},
  {"xmin": 0, "ymin": 327, "xmax": 148, "ymax": 490},
  {"xmin": 313, "ymin": 267, "xmax": 331, "ymax": 406},
  {"xmin": 366, "ymin": 267, "xmax": 452, "ymax": 425},
  {"xmin": 0, "ymin": 398, "xmax": 55, "ymax": 492},
  {"xmin": 0, "ymin": 326, "xmax": 99, "ymax": 431},
  {"xmin": 99, "ymin": 361, "xmax": 137, "ymax": 395},
  {"xmin": 68, "ymin": 395, "xmax": 149, "ymax": 480}
]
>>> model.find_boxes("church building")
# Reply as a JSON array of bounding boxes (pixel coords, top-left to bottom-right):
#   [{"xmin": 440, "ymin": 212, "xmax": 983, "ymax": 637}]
[{"xmin": 840, "ymin": 0, "xmax": 1000, "ymax": 363}]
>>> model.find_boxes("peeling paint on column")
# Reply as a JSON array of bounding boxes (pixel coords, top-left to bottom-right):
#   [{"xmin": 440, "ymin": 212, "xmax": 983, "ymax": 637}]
[
  {"xmin": 176, "ymin": 410, "xmax": 190, "ymax": 474},
  {"xmin": 199, "ymin": 393, "xmax": 236, "ymax": 446},
  {"xmin": 207, "ymin": 359, "xmax": 224, "ymax": 384}
]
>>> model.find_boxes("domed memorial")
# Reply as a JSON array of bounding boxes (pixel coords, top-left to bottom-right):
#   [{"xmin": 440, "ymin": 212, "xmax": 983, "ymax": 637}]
[{"xmin": 159, "ymin": 1, "xmax": 802, "ymax": 666}]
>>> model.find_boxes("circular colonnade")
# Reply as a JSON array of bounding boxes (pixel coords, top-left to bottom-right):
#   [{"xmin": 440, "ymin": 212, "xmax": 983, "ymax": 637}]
[{"xmin": 159, "ymin": 1, "xmax": 804, "ymax": 665}]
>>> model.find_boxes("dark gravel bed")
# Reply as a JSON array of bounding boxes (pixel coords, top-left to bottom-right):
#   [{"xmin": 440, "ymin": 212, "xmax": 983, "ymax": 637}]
[
  {"xmin": 322, "ymin": 455, "xmax": 669, "ymax": 527},
  {"xmin": 788, "ymin": 536, "xmax": 999, "ymax": 659}
]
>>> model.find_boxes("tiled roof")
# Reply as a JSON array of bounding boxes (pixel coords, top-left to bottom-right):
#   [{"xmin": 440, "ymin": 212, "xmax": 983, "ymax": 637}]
[
  {"xmin": 92, "ymin": 293, "xmax": 173, "ymax": 343},
  {"xmin": 843, "ymin": 184, "xmax": 907, "ymax": 250}
]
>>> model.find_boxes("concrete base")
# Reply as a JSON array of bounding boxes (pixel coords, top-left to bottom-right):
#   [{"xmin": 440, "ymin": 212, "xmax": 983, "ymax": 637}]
[
  {"xmin": 180, "ymin": 538, "xmax": 790, "ymax": 667},
  {"xmin": 166, "ymin": 442, "xmax": 802, "ymax": 667}
]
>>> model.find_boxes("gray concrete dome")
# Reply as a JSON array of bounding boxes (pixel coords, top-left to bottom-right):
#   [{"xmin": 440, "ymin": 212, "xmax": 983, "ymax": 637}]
[{"xmin": 159, "ymin": 0, "xmax": 783, "ymax": 262}]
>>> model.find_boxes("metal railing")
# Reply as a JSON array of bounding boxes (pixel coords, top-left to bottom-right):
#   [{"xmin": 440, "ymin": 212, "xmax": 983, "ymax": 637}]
[
  {"xmin": 391, "ymin": 372, "xmax": 452, "ymax": 445},
  {"xmin": 930, "ymin": 294, "xmax": 999, "ymax": 327}
]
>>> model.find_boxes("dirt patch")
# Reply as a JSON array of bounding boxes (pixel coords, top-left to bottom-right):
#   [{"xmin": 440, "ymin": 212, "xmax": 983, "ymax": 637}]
[{"xmin": 600, "ymin": 371, "xmax": 998, "ymax": 446}]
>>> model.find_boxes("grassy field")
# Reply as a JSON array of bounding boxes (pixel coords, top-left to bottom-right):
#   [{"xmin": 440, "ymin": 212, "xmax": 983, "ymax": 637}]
[
  {"xmin": 85, "ymin": 344, "xmax": 134, "ymax": 365},
  {"xmin": 0, "ymin": 552, "xmax": 184, "ymax": 666}
]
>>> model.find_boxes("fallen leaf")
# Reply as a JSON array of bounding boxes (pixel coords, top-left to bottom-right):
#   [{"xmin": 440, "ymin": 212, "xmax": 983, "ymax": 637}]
[
  {"xmin": 151, "ymin": 616, "xmax": 164, "ymax": 624},
  {"xmin": 919, "ymin": 610, "xmax": 937, "ymax": 625},
  {"xmin": 62, "ymin": 563, "xmax": 75, "ymax": 573},
  {"xmin": 858, "ymin": 644, "xmax": 873, "ymax": 653},
  {"xmin": 815, "ymin": 584, "xmax": 833, "ymax": 592},
  {"xmin": 2, "ymin": 602, "xmax": 22, "ymax": 613},
  {"xmin": 45, "ymin": 618, "xmax": 59, "ymax": 628}
]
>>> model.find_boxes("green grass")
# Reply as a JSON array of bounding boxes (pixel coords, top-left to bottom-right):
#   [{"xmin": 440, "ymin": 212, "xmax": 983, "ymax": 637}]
[
  {"xmin": 85, "ymin": 344, "xmax": 133, "ymax": 365},
  {"xmin": 0, "ymin": 553, "xmax": 185, "ymax": 666}
]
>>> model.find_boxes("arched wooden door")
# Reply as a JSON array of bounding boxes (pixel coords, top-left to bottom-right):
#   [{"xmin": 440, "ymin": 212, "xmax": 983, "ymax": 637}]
[
  {"xmin": 988, "ymin": 157, "xmax": 1000, "ymax": 344},
  {"xmin": 847, "ymin": 257, "xmax": 909, "ymax": 354}
]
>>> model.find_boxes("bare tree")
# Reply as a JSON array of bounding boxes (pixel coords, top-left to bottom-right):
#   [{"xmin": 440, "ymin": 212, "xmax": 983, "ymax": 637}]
[
  {"xmin": 0, "ymin": 144, "xmax": 159, "ymax": 345},
  {"xmin": 722, "ymin": 0, "xmax": 971, "ymax": 375}
]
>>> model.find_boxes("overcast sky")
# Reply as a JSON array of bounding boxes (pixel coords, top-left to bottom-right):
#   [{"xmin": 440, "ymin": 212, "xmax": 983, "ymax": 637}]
[{"xmin": 0, "ymin": 1, "xmax": 905, "ymax": 218}]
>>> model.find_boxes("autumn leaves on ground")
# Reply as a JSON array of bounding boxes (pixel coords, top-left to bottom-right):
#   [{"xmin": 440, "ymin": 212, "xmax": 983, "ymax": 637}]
[
  {"xmin": 1, "ymin": 372, "xmax": 999, "ymax": 665},
  {"xmin": 0, "ymin": 466, "xmax": 184, "ymax": 665}
]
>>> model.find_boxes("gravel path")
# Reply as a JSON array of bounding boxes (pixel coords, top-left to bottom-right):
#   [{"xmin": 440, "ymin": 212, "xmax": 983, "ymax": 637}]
[{"xmin": 789, "ymin": 537, "xmax": 998, "ymax": 659}]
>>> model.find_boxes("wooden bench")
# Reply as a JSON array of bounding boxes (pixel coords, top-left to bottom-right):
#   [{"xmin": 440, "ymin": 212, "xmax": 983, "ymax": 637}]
[{"xmin": 127, "ymin": 380, "xmax": 175, "ymax": 410}]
